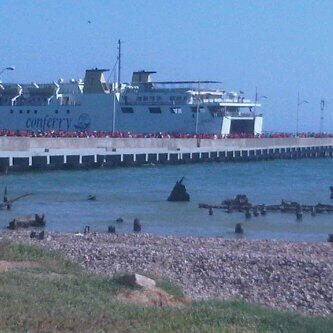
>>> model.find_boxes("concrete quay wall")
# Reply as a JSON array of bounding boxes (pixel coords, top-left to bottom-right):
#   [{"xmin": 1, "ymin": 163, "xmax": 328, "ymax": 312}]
[
  {"xmin": 1, "ymin": 136, "xmax": 333, "ymax": 151},
  {"xmin": 0, "ymin": 137, "xmax": 332, "ymax": 172}
]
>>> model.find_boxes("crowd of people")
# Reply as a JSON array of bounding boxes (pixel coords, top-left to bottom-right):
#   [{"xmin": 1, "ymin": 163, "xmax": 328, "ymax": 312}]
[{"xmin": 0, "ymin": 129, "xmax": 332, "ymax": 139}]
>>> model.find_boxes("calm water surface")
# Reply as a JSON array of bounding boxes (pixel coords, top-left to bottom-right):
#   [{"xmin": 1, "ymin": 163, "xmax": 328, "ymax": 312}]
[{"xmin": 1, "ymin": 159, "xmax": 332, "ymax": 242}]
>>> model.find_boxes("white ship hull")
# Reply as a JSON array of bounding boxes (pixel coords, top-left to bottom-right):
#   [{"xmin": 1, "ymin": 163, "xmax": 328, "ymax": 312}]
[{"xmin": 0, "ymin": 93, "xmax": 262, "ymax": 134}]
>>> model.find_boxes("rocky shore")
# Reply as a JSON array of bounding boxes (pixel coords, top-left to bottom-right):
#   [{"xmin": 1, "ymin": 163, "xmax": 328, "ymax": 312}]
[{"xmin": 0, "ymin": 230, "xmax": 332, "ymax": 316}]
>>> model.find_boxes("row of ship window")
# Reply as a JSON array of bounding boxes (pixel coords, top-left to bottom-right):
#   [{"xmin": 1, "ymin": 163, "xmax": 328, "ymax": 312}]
[
  {"xmin": 9, "ymin": 109, "xmax": 71, "ymax": 114},
  {"xmin": 8, "ymin": 107, "xmax": 203, "ymax": 114},
  {"xmin": 122, "ymin": 107, "xmax": 204, "ymax": 114},
  {"xmin": 136, "ymin": 96, "xmax": 187, "ymax": 102}
]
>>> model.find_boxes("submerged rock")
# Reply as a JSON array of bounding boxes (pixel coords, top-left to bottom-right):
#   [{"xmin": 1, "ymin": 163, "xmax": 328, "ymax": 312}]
[
  {"xmin": 235, "ymin": 223, "xmax": 244, "ymax": 234},
  {"xmin": 223, "ymin": 194, "xmax": 249, "ymax": 206},
  {"xmin": 108, "ymin": 225, "xmax": 116, "ymax": 233},
  {"xmin": 133, "ymin": 218, "xmax": 141, "ymax": 232},
  {"xmin": 245, "ymin": 209, "xmax": 251, "ymax": 219},
  {"xmin": 167, "ymin": 177, "xmax": 190, "ymax": 202},
  {"xmin": 8, "ymin": 214, "xmax": 46, "ymax": 230}
]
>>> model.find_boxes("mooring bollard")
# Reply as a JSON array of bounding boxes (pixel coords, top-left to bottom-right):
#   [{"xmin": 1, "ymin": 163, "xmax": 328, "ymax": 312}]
[
  {"xmin": 133, "ymin": 218, "xmax": 141, "ymax": 232},
  {"xmin": 30, "ymin": 231, "xmax": 36, "ymax": 239}
]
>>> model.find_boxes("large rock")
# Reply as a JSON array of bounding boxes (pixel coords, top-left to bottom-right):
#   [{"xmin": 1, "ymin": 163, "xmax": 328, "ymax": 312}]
[{"xmin": 116, "ymin": 273, "xmax": 156, "ymax": 289}]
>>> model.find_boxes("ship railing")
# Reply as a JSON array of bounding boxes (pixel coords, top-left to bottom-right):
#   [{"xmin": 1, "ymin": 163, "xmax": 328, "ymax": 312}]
[
  {"xmin": 200, "ymin": 98, "xmax": 252, "ymax": 104},
  {"xmin": 122, "ymin": 101, "xmax": 187, "ymax": 106}
]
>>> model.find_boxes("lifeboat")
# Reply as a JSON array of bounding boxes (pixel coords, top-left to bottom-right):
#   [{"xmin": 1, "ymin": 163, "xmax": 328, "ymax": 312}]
[{"xmin": 0, "ymin": 84, "xmax": 22, "ymax": 98}]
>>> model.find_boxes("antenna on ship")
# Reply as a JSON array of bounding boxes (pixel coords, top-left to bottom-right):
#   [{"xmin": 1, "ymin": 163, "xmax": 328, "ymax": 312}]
[
  {"xmin": 320, "ymin": 99, "xmax": 325, "ymax": 133},
  {"xmin": 117, "ymin": 39, "xmax": 121, "ymax": 91},
  {"xmin": 112, "ymin": 39, "xmax": 121, "ymax": 133},
  {"xmin": 195, "ymin": 81, "xmax": 200, "ymax": 134}
]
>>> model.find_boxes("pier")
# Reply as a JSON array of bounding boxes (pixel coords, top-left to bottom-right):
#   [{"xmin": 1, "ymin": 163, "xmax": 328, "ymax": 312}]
[{"xmin": 0, "ymin": 137, "xmax": 332, "ymax": 172}]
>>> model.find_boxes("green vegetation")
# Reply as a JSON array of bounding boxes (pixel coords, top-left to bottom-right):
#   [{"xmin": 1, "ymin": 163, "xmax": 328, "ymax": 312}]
[{"xmin": 0, "ymin": 240, "xmax": 331, "ymax": 332}]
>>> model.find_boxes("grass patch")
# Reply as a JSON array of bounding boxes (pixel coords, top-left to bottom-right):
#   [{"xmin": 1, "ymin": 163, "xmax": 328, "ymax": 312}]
[
  {"xmin": 0, "ymin": 240, "xmax": 81, "ymax": 274},
  {"xmin": 0, "ymin": 240, "xmax": 332, "ymax": 332}
]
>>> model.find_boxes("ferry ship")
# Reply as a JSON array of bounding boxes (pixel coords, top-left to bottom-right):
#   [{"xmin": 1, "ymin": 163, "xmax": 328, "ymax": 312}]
[{"xmin": 0, "ymin": 56, "xmax": 263, "ymax": 135}]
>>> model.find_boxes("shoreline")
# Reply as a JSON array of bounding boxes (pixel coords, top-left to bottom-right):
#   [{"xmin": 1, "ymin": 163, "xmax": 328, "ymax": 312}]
[{"xmin": 0, "ymin": 230, "xmax": 332, "ymax": 316}]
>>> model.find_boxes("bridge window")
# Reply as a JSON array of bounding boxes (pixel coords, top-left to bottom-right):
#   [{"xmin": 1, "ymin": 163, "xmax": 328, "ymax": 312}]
[
  {"xmin": 121, "ymin": 107, "xmax": 134, "ymax": 113},
  {"xmin": 149, "ymin": 96, "xmax": 155, "ymax": 101},
  {"xmin": 143, "ymin": 96, "xmax": 148, "ymax": 101},
  {"xmin": 34, "ymin": 110, "xmax": 37, "ymax": 114},
  {"xmin": 10, "ymin": 109, "xmax": 13, "ymax": 114},
  {"xmin": 67, "ymin": 110, "xmax": 70, "ymax": 114},
  {"xmin": 55, "ymin": 110, "xmax": 58, "ymax": 114},
  {"xmin": 170, "ymin": 107, "xmax": 182, "ymax": 114},
  {"xmin": 149, "ymin": 107, "xmax": 161, "ymax": 114},
  {"xmin": 27, "ymin": 110, "xmax": 30, "ymax": 113},
  {"xmin": 19, "ymin": 110, "xmax": 22, "ymax": 114}
]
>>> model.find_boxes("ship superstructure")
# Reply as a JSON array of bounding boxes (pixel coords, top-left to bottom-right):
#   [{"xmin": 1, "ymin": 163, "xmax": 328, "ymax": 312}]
[
  {"xmin": 119, "ymin": 70, "xmax": 262, "ymax": 135},
  {"xmin": 0, "ymin": 67, "xmax": 263, "ymax": 135}
]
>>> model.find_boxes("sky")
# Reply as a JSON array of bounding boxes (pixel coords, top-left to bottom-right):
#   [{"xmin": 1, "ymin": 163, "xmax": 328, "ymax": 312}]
[{"xmin": 0, "ymin": 0, "xmax": 332, "ymax": 132}]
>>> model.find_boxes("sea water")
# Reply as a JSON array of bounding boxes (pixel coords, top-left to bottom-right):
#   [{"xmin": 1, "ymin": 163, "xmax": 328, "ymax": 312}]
[{"xmin": 0, "ymin": 159, "xmax": 332, "ymax": 242}]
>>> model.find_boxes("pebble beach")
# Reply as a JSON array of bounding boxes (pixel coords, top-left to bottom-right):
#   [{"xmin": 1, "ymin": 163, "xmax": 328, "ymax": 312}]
[{"xmin": 0, "ymin": 230, "xmax": 332, "ymax": 316}]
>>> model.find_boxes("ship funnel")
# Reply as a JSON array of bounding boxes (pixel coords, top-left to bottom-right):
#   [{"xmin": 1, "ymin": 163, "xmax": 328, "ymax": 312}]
[
  {"xmin": 131, "ymin": 70, "xmax": 156, "ymax": 85},
  {"xmin": 83, "ymin": 68, "xmax": 110, "ymax": 94}
]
